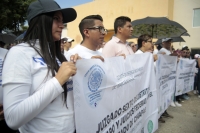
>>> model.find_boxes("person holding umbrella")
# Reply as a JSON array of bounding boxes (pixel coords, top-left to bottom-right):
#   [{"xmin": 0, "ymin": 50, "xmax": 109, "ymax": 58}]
[{"xmin": 2, "ymin": 0, "xmax": 78, "ymax": 133}]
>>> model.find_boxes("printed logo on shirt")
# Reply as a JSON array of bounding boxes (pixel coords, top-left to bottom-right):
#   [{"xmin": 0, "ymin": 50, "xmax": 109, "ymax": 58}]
[
  {"xmin": 32, "ymin": 57, "xmax": 46, "ymax": 66},
  {"xmin": 83, "ymin": 65, "xmax": 106, "ymax": 108}
]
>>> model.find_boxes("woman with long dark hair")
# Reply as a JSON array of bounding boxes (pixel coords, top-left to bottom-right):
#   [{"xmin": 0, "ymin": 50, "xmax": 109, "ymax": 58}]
[{"xmin": 2, "ymin": 0, "xmax": 78, "ymax": 132}]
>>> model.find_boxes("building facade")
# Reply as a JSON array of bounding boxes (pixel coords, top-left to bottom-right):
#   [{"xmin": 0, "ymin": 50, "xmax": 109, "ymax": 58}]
[{"xmin": 63, "ymin": 0, "xmax": 200, "ymax": 52}]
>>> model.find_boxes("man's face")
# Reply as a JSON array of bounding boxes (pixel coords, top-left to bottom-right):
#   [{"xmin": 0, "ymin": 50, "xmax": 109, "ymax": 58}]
[
  {"xmin": 163, "ymin": 40, "xmax": 171, "ymax": 50},
  {"xmin": 121, "ymin": 21, "xmax": 133, "ymax": 39},
  {"xmin": 181, "ymin": 50, "xmax": 187, "ymax": 57},
  {"xmin": 64, "ymin": 42, "xmax": 72, "ymax": 50},
  {"xmin": 131, "ymin": 43, "xmax": 137, "ymax": 53},
  {"xmin": 88, "ymin": 20, "xmax": 106, "ymax": 47},
  {"xmin": 186, "ymin": 50, "xmax": 190, "ymax": 58},
  {"xmin": 144, "ymin": 38, "xmax": 153, "ymax": 51}
]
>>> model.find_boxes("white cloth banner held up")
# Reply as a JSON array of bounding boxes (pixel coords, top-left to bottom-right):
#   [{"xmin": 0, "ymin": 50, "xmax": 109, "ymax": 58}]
[
  {"xmin": 73, "ymin": 53, "xmax": 158, "ymax": 133},
  {"xmin": 156, "ymin": 55, "xmax": 177, "ymax": 116},
  {"xmin": 175, "ymin": 59, "xmax": 196, "ymax": 96}
]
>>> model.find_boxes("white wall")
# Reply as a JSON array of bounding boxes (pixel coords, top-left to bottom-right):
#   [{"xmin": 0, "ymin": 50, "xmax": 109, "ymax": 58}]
[{"xmin": 173, "ymin": 0, "xmax": 200, "ymax": 50}]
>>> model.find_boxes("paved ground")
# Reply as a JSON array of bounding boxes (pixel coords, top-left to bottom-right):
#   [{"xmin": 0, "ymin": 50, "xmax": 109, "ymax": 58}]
[{"xmin": 155, "ymin": 92, "xmax": 200, "ymax": 133}]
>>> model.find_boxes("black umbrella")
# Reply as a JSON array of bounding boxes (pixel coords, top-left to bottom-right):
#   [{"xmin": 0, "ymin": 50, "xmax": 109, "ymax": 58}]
[
  {"xmin": 181, "ymin": 32, "xmax": 190, "ymax": 37},
  {"xmin": 155, "ymin": 37, "xmax": 185, "ymax": 45},
  {"xmin": 131, "ymin": 17, "xmax": 187, "ymax": 39},
  {"xmin": 0, "ymin": 33, "xmax": 16, "ymax": 44}
]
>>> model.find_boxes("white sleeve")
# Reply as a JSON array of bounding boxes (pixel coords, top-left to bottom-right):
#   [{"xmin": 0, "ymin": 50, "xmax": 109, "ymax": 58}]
[
  {"xmin": 2, "ymin": 48, "xmax": 64, "ymax": 129},
  {"xmin": 64, "ymin": 50, "xmax": 74, "ymax": 61}
]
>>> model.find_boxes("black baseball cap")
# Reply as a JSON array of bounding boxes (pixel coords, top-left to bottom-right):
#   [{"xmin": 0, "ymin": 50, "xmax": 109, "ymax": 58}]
[{"xmin": 27, "ymin": 0, "xmax": 77, "ymax": 24}]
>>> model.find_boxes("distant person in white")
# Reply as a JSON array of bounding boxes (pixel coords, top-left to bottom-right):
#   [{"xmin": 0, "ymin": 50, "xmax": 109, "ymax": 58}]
[
  {"xmin": 2, "ymin": 0, "xmax": 78, "ymax": 133},
  {"xmin": 135, "ymin": 34, "xmax": 158, "ymax": 61},
  {"xmin": 65, "ymin": 15, "xmax": 106, "ymax": 61},
  {"xmin": 158, "ymin": 38, "xmax": 173, "ymax": 55},
  {"xmin": 61, "ymin": 36, "xmax": 74, "ymax": 55},
  {"xmin": 128, "ymin": 42, "xmax": 138, "ymax": 53}
]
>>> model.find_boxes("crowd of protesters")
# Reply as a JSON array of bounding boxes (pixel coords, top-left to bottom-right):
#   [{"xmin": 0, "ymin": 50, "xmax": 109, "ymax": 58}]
[{"xmin": 0, "ymin": 0, "xmax": 200, "ymax": 133}]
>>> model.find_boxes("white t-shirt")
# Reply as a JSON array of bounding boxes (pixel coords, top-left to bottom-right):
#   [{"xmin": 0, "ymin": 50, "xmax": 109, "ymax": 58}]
[
  {"xmin": 65, "ymin": 44, "xmax": 102, "ymax": 61},
  {"xmin": 64, "ymin": 50, "xmax": 68, "ymax": 55},
  {"xmin": 0, "ymin": 47, "xmax": 8, "ymax": 104},
  {"xmin": 98, "ymin": 48, "xmax": 103, "ymax": 53},
  {"xmin": 153, "ymin": 49, "xmax": 158, "ymax": 55},
  {"xmin": 158, "ymin": 48, "xmax": 171, "ymax": 55},
  {"xmin": 2, "ymin": 42, "xmax": 75, "ymax": 133},
  {"xmin": 135, "ymin": 49, "xmax": 144, "ymax": 54}
]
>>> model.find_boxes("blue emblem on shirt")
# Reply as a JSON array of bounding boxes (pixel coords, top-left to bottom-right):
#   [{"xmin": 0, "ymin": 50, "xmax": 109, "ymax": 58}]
[{"xmin": 32, "ymin": 57, "xmax": 46, "ymax": 66}]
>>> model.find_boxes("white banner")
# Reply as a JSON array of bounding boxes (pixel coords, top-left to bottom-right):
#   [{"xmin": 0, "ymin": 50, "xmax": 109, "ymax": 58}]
[
  {"xmin": 175, "ymin": 59, "xmax": 196, "ymax": 96},
  {"xmin": 73, "ymin": 53, "xmax": 158, "ymax": 133},
  {"xmin": 156, "ymin": 55, "xmax": 177, "ymax": 116}
]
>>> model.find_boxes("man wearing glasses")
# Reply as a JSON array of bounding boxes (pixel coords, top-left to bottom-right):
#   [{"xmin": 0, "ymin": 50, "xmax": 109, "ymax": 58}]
[
  {"xmin": 64, "ymin": 15, "xmax": 106, "ymax": 61},
  {"xmin": 128, "ymin": 42, "xmax": 137, "ymax": 53},
  {"xmin": 102, "ymin": 16, "xmax": 134, "ymax": 58},
  {"xmin": 135, "ymin": 34, "xmax": 153, "ymax": 54}
]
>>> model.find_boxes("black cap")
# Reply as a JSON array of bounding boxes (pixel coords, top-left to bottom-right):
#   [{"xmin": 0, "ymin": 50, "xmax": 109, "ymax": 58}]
[{"xmin": 27, "ymin": 0, "xmax": 77, "ymax": 24}]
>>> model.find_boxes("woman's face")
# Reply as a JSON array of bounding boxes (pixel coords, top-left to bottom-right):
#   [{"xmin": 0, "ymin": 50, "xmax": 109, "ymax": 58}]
[{"xmin": 52, "ymin": 11, "xmax": 64, "ymax": 41}]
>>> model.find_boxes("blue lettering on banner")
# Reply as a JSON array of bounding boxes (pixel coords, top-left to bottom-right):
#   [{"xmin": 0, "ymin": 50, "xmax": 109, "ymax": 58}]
[
  {"xmin": 32, "ymin": 57, "xmax": 46, "ymax": 66},
  {"xmin": 83, "ymin": 65, "xmax": 106, "ymax": 108}
]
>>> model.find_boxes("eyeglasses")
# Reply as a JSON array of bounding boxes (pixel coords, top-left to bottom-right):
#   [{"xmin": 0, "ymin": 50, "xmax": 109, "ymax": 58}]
[
  {"xmin": 146, "ymin": 40, "xmax": 153, "ymax": 44},
  {"xmin": 131, "ymin": 45, "xmax": 137, "ymax": 48},
  {"xmin": 87, "ymin": 26, "xmax": 107, "ymax": 34}
]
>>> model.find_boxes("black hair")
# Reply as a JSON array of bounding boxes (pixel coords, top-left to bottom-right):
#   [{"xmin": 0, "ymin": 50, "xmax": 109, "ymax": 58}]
[
  {"xmin": 114, "ymin": 16, "xmax": 131, "ymax": 34},
  {"xmin": 0, "ymin": 41, "xmax": 5, "ymax": 48},
  {"xmin": 181, "ymin": 47, "xmax": 188, "ymax": 51},
  {"xmin": 79, "ymin": 15, "xmax": 103, "ymax": 40},
  {"xmin": 137, "ymin": 34, "xmax": 152, "ymax": 49},
  {"xmin": 22, "ymin": 13, "xmax": 68, "ymax": 105}
]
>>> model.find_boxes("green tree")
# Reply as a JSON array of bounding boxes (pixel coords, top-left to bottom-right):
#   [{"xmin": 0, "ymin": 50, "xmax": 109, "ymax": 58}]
[{"xmin": 0, "ymin": 0, "xmax": 35, "ymax": 35}]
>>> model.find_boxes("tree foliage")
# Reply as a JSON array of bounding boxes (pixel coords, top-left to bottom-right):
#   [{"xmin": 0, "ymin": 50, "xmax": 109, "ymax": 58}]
[{"xmin": 0, "ymin": 0, "xmax": 35, "ymax": 35}]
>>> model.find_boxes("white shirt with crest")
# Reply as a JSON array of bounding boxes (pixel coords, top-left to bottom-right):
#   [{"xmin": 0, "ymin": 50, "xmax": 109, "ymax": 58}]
[{"xmin": 2, "ymin": 42, "xmax": 75, "ymax": 133}]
